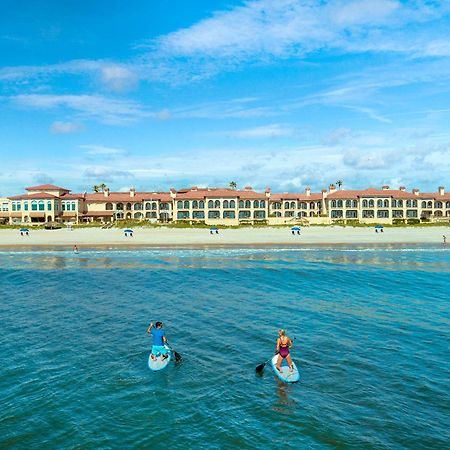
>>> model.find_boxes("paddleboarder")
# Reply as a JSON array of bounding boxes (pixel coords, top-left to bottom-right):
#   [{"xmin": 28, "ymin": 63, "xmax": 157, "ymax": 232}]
[
  {"xmin": 275, "ymin": 329, "xmax": 294, "ymax": 373},
  {"xmin": 147, "ymin": 321, "xmax": 169, "ymax": 361}
]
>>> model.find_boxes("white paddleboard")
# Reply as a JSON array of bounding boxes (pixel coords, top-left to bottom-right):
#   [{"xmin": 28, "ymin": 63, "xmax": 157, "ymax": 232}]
[
  {"xmin": 148, "ymin": 345, "xmax": 172, "ymax": 372},
  {"xmin": 270, "ymin": 354, "xmax": 300, "ymax": 383}
]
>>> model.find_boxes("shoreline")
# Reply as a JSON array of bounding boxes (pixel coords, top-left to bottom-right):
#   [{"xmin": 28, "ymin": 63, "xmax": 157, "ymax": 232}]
[{"xmin": 0, "ymin": 226, "xmax": 448, "ymax": 249}]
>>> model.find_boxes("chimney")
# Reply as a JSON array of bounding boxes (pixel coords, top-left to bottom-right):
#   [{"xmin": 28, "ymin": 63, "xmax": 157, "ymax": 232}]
[
  {"xmin": 438, "ymin": 186, "xmax": 445, "ymax": 196},
  {"xmin": 103, "ymin": 187, "xmax": 110, "ymax": 197},
  {"xmin": 244, "ymin": 185, "xmax": 253, "ymax": 191},
  {"xmin": 412, "ymin": 188, "xmax": 419, "ymax": 196},
  {"xmin": 265, "ymin": 186, "xmax": 271, "ymax": 193},
  {"xmin": 382, "ymin": 185, "xmax": 389, "ymax": 190},
  {"xmin": 191, "ymin": 186, "xmax": 198, "ymax": 191},
  {"xmin": 169, "ymin": 188, "xmax": 176, "ymax": 198},
  {"xmin": 399, "ymin": 186, "xmax": 406, "ymax": 192},
  {"xmin": 130, "ymin": 187, "xmax": 136, "ymax": 198},
  {"xmin": 329, "ymin": 184, "xmax": 337, "ymax": 194},
  {"xmin": 305, "ymin": 186, "xmax": 311, "ymax": 196}
]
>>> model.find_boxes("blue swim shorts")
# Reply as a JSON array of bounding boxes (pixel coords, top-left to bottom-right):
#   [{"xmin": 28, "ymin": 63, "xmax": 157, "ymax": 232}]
[{"xmin": 151, "ymin": 345, "xmax": 169, "ymax": 356}]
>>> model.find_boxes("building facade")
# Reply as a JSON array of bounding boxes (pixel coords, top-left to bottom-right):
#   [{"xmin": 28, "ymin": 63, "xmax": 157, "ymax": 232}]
[{"xmin": 2, "ymin": 183, "xmax": 449, "ymax": 225}]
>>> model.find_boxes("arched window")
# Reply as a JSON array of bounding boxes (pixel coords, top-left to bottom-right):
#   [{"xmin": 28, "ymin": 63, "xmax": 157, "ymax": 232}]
[
  {"xmin": 309, "ymin": 202, "xmax": 315, "ymax": 209},
  {"xmin": 116, "ymin": 203, "xmax": 124, "ymax": 210},
  {"xmin": 436, "ymin": 201, "xmax": 443, "ymax": 208},
  {"xmin": 145, "ymin": 202, "xmax": 151, "ymax": 210},
  {"xmin": 369, "ymin": 200, "xmax": 374, "ymax": 207},
  {"xmin": 239, "ymin": 200, "xmax": 244, "ymax": 208},
  {"xmin": 384, "ymin": 200, "xmax": 389, "ymax": 208},
  {"xmin": 134, "ymin": 203, "xmax": 143, "ymax": 210},
  {"xmin": 184, "ymin": 201, "xmax": 189, "ymax": 209},
  {"xmin": 199, "ymin": 201, "xmax": 204, "ymax": 209},
  {"xmin": 106, "ymin": 203, "xmax": 113, "ymax": 210},
  {"xmin": 134, "ymin": 212, "xmax": 143, "ymax": 219},
  {"xmin": 421, "ymin": 201, "xmax": 426, "ymax": 208},
  {"xmin": 152, "ymin": 202, "xmax": 157, "ymax": 210},
  {"xmin": 352, "ymin": 200, "xmax": 357, "ymax": 208},
  {"xmin": 214, "ymin": 200, "xmax": 220, "ymax": 208},
  {"xmin": 392, "ymin": 200, "xmax": 397, "ymax": 207},
  {"xmin": 47, "ymin": 201, "xmax": 52, "ymax": 210},
  {"xmin": 177, "ymin": 201, "xmax": 183, "ymax": 208},
  {"xmin": 284, "ymin": 201, "xmax": 290, "ymax": 209},
  {"xmin": 223, "ymin": 200, "xmax": 229, "ymax": 208},
  {"xmin": 446, "ymin": 201, "xmax": 450, "ymax": 208},
  {"xmin": 208, "ymin": 200, "xmax": 214, "ymax": 208},
  {"xmin": 362, "ymin": 200, "xmax": 368, "ymax": 208},
  {"xmin": 412, "ymin": 200, "xmax": 417, "ymax": 207},
  {"xmin": 377, "ymin": 199, "xmax": 383, "ymax": 207},
  {"xmin": 337, "ymin": 200, "xmax": 343, "ymax": 208},
  {"xmin": 331, "ymin": 200, "xmax": 336, "ymax": 208},
  {"xmin": 345, "ymin": 200, "xmax": 351, "ymax": 207},
  {"xmin": 126, "ymin": 202, "xmax": 132, "ymax": 210},
  {"xmin": 427, "ymin": 201, "xmax": 432, "ymax": 208},
  {"xmin": 301, "ymin": 202, "xmax": 307, "ymax": 209},
  {"xmin": 254, "ymin": 200, "xmax": 260, "ymax": 208},
  {"xmin": 230, "ymin": 200, "xmax": 235, "ymax": 208},
  {"xmin": 245, "ymin": 200, "xmax": 251, "ymax": 208},
  {"xmin": 406, "ymin": 200, "xmax": 411, "ymax": 207},
  {"xmin": 192, "ymin": 200, "xmax": 198, "ymax": 209},
  {"xmin": 289, "ymin": 201, "xmax": 294, "ymax": 209},
  {"xmin": 398, "ymin": 200, "xmax": 403, "ymax": 207},
  {"xmin": 38, "ymin": 200, "xmax": 45, "ymax": 211}
]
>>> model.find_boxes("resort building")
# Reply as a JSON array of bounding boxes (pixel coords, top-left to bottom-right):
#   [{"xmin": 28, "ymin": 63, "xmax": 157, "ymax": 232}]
[{"xmin": 3, "ymin": 183, "xmax": 449, "ymax": 226}]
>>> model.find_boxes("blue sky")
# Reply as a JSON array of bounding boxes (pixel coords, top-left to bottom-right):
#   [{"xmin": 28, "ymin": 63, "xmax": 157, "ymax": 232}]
[{"xmin": 1, "ymin": 0, "xmax": 450, "ymax": 195}]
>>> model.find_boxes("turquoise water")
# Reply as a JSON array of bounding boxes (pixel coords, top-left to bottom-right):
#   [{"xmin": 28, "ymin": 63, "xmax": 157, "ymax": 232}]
[{"xmin": 1, "ymin": 245, "xmax": 449, "ymax": 449}]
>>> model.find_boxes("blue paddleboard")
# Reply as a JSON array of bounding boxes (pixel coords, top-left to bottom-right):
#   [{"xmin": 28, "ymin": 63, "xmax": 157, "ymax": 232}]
[
  {"xmin": 270, "ymin": 354, "xmax": 300, "ymax": 383},
  {"xmin": 148, "ymin": 345, "xmax": 172, "ymax": 372}
]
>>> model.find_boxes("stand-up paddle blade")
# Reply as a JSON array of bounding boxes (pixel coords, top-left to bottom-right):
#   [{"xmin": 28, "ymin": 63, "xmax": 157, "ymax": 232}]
[
  {"xmin": 255, "ymin": 362, "xmax": 266, "ymax": 373},
  {"xmin": 173, "ymin": 351, "xmax": 182, "ymax": 363}
]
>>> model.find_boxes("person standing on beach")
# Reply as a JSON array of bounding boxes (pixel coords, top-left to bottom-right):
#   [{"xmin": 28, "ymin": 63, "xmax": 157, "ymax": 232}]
[
  {"xmin": 444, "ymin": 235, "xmax": 447, "ymax": 245},
  {"xmin": 147, "ymin": 321, "xmax": 169, "ymax": 361},
  {"xmin": 275, "ymin": 329, "xmax": 294, "ymax": 373},
  {"xmin": 73, "ymin": 244, "xmax": 78, "ymax": 253}
]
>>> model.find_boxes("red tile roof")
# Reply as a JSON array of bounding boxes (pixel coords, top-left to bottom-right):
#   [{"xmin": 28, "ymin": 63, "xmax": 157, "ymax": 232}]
[
  {"xmin": 327, "ymin": 189, "xmax": 416, "ymax": 199},
  {"xmin": 8, "ymin": 193, "xmax": 59, "ymax": 200},
  {"xmin": 270, "ymin": 193, "xmax": 323, "ymax": 201},
  {"xmin": 25, "ymin": 184, "xmax": 70, "ymax": 191},
  {"xmin": 85, "ymin": 192, "xmax": 172, "ymax": 202},
  {"xmin": 175, "ymin": 188, "xmax": 267, "ymax": 199}
]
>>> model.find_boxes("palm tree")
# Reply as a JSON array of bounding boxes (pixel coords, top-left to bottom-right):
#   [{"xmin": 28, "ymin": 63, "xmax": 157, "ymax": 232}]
[
  {"xmin": 98, "ymin": 183, "xmax": 108, "ymax": 192},
  {"xmin": 229, "ymin": 181, "xmax": 237, "ymax": 190},
  {"xmin": 336, "ymin": 180, "xmax": 343, "ymax": 190},
  {"xmin": 92, "ymin": 184, "xmax": 100, "ymax": 193}
]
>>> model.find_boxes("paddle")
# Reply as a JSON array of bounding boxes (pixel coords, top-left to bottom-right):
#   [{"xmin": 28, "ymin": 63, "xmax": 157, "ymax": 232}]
[{"xmin": 165, "ymin": 341, "xmax": 182, "ymax": 363}]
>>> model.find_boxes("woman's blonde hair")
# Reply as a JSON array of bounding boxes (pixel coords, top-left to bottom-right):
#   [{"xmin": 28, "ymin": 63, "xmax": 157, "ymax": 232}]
[{"xmin": 279, "ymin": 329, "xmax": 286, "ymax": 336}]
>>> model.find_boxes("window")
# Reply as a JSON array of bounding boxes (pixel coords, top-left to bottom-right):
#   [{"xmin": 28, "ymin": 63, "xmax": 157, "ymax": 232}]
[
  {"xmin": 392, "ymin": 200, "xmax": 397, "ymax": 207},
  {"xmin": 331, "ymin": 200, "xmax": 336, "ymax": 208},
  {"xmin": 427, "ymin": 201, "xmax": 432, "ymax": 208},
  {"xmin": 398, "ymin": 200, "xmax": 403, "ymax": 207},
  {"xmin": 254, "ymin": 200, "xmax": 260, "ymax": 208},
  {"xmin": 406, "ymin": 210, "xmax": 417, "ymax": 218},
  {"xmin": 412, "ymin": 200, "xmax": 417, "ymax": 207},
  {"xmin": 116, "ymin": 203, "xmax": 124, "ymax": 210},
  {"xmin": 384, "ymin": 200, "xmax": 389, "ymax": 208},
  {"xmin": 193, "ymin": 211, "xmax": 204, "ymax": 219},
  {"xmin": 421, "ymin": 201, "xmax": 427, "ymax": 208},
  {"xmin": 393, "ymin": 210, "xmax": 403, "ymax": 218},
  {"xmin": 229, "ymin": 200, "xmax": 235, "ymax": 208},
  {"xmin": 160, "ymin": 203, "xmax": 170, "ymax": 210},
  {"xmin": 223, "ymin": 211, "xmax": 235, "ymax": 219},
  {"xmin": 285, "ymin": 201, "xmax": 290, "ymax": 209},
  {"xmin": 134, "ymin": 212, "xmax": 143, "ymax": 219},
  {"xmin": 435, "ymin": 202, "xmax": 443, "ymax": 208},
  {"xmin": 213, "ymin": 200, "xmax": 219, "ymax": 208},
  {"xmin": 106, "ymin": 203, "xmax": 113, "ymax": 210},
  {"xmin": 290, "ymin": 201, "xmax": 295, "ymax": 209},
  {"xmin": 152, "ymin": 202, "xmax": 158, "ymax": 210},
  {"xmin": 239, "ymin": 210, "xmax": 251, "ymax": 219},
  {"xmin": 346, "ymin": 210, "xmax": 357, "ymax": 218},
  {"xmin": 300, "ymin": 202, "xmax": 307, "ymax": 209},
  {"xmin": 208, "ymin": 211, "xmax": 220, "ymax": 219},
  {"xmin": 239, "ymin": 200, "xmax": 244, "ymax": 208},
  {"xmin": 184, "ymin": 201, "xmax": 190, "ymax": 209},
  {"xmin": 208, "ymin": 200, "xmax": 214, "ymax": 208},
  {"xmin": 336, "ymin": 200, "xmax": 342, "ymax": 208},
  {"xmin": 38, "ymin": 201, "xmax": 45, "ymax": 211},
  {"xmin": 377, "ymin": 199, "xmax": 383, "ymax": 207},
  {"xmin": 177, "ymin": 201, "xmax": 183, "ymax": 208},
  {"xmin": 331, "ymin": 210, "xmax": 343, "ymax": 218},
  {"xmin": 362, "ymin": 200, "xmax": 368, "ymax": 208},
  {"xmin": 245, "ymin": 200, "xmax": 251, "ymax": 208},
  {"xmin": 24, "ymin": 202, "xmax": 28, "ymax": 211},
  {"xmin": 254, "ymin": 211, "xmax": 266, "ymax": 219},
  {"xmin": 369, "ymin": 200, "xmax": 374, "ymax": 207},
  {"xmin": 199, "ymin": 201, "xmax": 205, "ymax": 209},
  {"xmin": 192, "ymin": 201, "xmax": 198, "ymax": 209},
  {"xmin": 47, "ymin": 201, "xmax": 52, "ymax": 210},
  {"xmin": 345, "ymin": 200, "xmax": 351, "ymax": 208},
  {"xmin": 126, "ymin": 202, "xmax": 132, "ymax": 210},
  {"xmin": 377, "ymin": 210, "xmax": 389, "ymax": 218},
  {"xmin": 285, "ymin": 211, "xmax": 294, "ymax": 217},
  {"xmin": 177, "ymin": 211, "xmax": 189, "ymax": 219},
  {"xmin": 31, "ymin": 201, "xmax": 37, "ymax": 211},
  {"xmin": 134, "ymin": 203, "xmax": 143, "ymax": 210},
  {"xmin": 362, "ymin": 210, "xmax": 374, "ymax": 218},
  {"xmin": 260, "ymin": 200, "xmax": 265, "ymax": 208},
  {"xmin": 223, "ymin": 200, "xmax": 229, "ymax": 209}
]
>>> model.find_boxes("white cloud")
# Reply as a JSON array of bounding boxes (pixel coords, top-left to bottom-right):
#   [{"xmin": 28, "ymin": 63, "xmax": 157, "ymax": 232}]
[
  {"xmin": 222, "ymin": 123, "xmax": 295, "ymax": 138},
  {"xmin": 12, "ymin": 94, "xmax": 150, "ymax": 124},
  {"xmin": 80, "ymin": 145, "xmax": 127, "ymax": 156},
  {"xmin": 50, "ymin": 121, "xmax": 83, "ymax": 134}
]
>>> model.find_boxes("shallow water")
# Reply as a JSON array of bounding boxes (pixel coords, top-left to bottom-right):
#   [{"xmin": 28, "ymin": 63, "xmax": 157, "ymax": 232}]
[{"xmin": 1, "ymin": 246, "xmax": 449, "ymax": 449}]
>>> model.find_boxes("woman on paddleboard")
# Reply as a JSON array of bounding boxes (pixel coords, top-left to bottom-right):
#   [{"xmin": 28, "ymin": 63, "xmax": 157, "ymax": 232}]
[{"xmin": 275, "ymin": 329, "xmax": 294, "ymax": 373}]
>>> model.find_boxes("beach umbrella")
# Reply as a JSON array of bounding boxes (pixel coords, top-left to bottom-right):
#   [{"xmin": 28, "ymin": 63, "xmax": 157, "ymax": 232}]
[
  {"xmin": 291, "ymin": 226, "xmax": 301, "ymax": 231},
  {"xmin": 19, "ymin": 228, "xmax": 29, "ymax": 232},
  {"xmin": 375, "ymin": 224, "xmax": 384, "ymax": 229},
  {"xmin": 124, "ymin": 229, "xmax": 134, "ymax": 233},
  {"xmin": 209, "ymin": 227, "xmax": 218, "ymax": 231}
]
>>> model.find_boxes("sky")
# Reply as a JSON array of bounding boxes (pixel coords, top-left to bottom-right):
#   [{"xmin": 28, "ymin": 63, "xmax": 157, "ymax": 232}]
[{"xmin": 1, "ymin": 0, "xmax": 450, "ymax": 195}]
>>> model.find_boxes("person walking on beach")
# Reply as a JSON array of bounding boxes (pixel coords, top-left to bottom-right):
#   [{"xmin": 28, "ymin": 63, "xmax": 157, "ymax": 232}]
[
  {"xmin": 147, "ymin": 321, "xmax": 169, "ymax": 361},
  {"xmin": 275, "ymin": 329, "xmax": 294, "ymax": 373},
  {"xmin": 444, "ymin": 235, "xmax": 447, "ymax": 245}
]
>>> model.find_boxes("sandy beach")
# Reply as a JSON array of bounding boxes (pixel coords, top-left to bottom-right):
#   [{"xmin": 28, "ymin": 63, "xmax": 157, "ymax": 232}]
[{"xmin": 0, "ymin": 226, "xmax": 448, "ymax": 248}]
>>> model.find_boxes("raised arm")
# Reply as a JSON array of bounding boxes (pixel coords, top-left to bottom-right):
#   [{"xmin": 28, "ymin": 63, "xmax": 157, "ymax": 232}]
[{"xmin": 147, "ymin": 322, "xmax": 154, "ymax": 334}]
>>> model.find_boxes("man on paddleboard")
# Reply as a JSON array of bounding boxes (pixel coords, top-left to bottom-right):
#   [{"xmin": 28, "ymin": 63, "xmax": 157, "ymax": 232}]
[{"xmin": 147, "ymin": 321, "xmax": 169, "ymax": 361}]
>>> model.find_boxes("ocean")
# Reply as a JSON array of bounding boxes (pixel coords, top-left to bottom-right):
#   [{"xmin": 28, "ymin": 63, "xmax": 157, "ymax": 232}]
[{"xmin": 1, "ymin": 245, "xmax": 449, "ymax": 449}]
